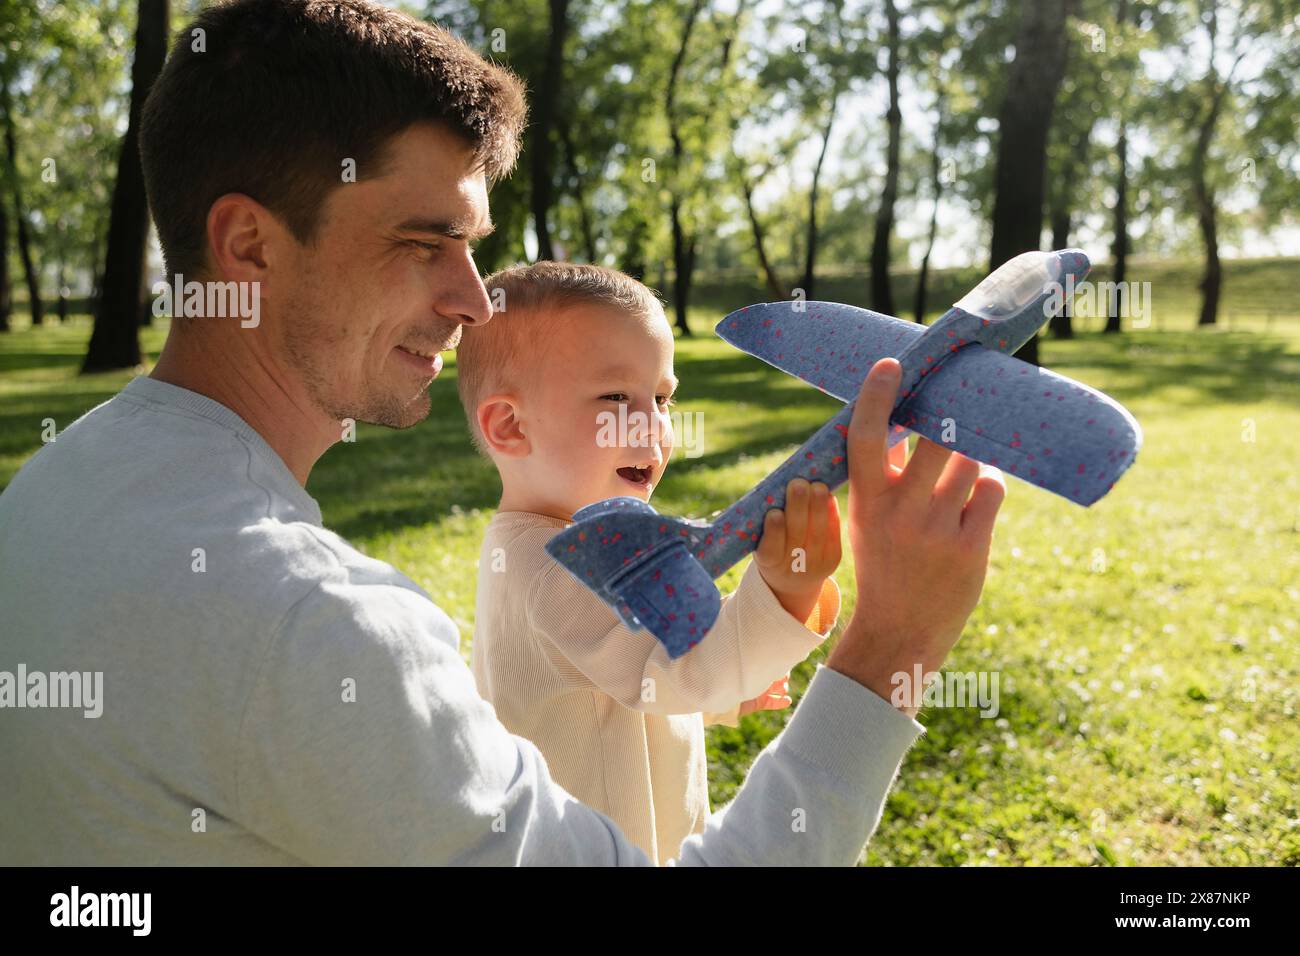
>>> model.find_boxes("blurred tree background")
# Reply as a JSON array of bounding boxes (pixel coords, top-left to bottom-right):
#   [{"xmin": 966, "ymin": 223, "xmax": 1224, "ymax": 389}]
[{"xmin": 0, "ymin": 0, "xmax": 1295, "ymax": 357}]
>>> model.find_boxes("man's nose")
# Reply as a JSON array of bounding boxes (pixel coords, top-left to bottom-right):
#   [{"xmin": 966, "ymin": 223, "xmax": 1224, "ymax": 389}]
[{"xmin": 436, "ymin": 250, "xmax": 493, "ymax": 326}]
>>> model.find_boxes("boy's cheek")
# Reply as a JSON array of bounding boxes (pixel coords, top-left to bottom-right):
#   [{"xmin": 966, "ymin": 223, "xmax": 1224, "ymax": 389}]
[{"xmin": 659, "ymin": 423, "xmax": 675, "ymax": 460}]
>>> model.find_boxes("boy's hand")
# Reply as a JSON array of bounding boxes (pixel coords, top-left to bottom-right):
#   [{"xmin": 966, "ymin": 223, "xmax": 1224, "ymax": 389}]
[
  {"xmin": 754, "ymin": 477, "xmax": 843, "ymax": 625},
  {"xmin": 737, "ymin": 674, "xmax": 792, "ymax": 717}
]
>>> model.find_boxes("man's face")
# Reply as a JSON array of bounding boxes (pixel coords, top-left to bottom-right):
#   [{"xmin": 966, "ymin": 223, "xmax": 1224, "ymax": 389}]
[
  {"xmin": 519, "ymin": 305, "xmax": 677, "ymax": 518},
  {"xmin": 274, "ymin": 122, "xmax": 494, "ymax": 429}
]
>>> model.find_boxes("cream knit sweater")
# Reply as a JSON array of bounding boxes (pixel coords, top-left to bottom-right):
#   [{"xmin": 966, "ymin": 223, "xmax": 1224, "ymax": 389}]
[{"xmin": 470, "ymin": 510, "xmax": 840, "ymax": 864}]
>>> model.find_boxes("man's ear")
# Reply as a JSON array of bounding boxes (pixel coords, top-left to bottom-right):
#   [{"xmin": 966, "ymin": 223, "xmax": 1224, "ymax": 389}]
[
  {"xmin": 205, "ymin": 192, "xmax": 281, "ymax": 290},
  {"xmin": 478, "ymin": 394, "xmax": 529, "ymax": 458}
]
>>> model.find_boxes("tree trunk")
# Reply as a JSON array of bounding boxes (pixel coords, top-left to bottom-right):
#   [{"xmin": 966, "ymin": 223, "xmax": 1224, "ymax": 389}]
[
  {"xmin": 869, "ymin": 0, "xmax": 901, "ymax": 315},
  {"xmin": 913, "ymin": 114, "xmax": 942, "ymax": 325},
  {"xmin": 1192, "ymin": 131, "xmax": 1221, "ymax": 328},
  {"xmin": 1191, "ymin": 80, "xmax": 1234, "ymax": 326},
  {"xmin": 529, "ymin": 0, "xmax": 569, "ymax": 262},
  {"xmin": 669, "ymin": 197, "xmax": 696, "ymax": 335},
  {"xmin": 0, "ymin": 194, "xmax": 10, "ymax": 332},
  {"xmin": 1106, "ymin": 121, "xmax": 1128, "ymax": 333},
  {"xmin": 137, "ymin": 266, "xmax": 153, "ymax": 327},
  {"xmin": 57, "ymin": 246, "xmax": 68, "ymax": 324},
  {"xmin": 1106, "ymin": 0, "xmax": 1130, "ymax": 334},
  {"xmin": 1047, "ymin": 84, "xmax": 1091, "ymax": 340},
  {"xmin": 88, "ymin": 214, "xmax": 105, "ymax": 314},
  {"xmin": 664, "ymin": 0, "xmax": 707, "ymax": 336},
  {"xmin": 719, "ymin": 2, "xmax": 781, "ymax": 299},
  {"xmin": 987, "ymin": 0, "xmax": 1071, "ymax": 366},
  {"xmin": 1049, "ymin": 209, "xmax": 1074, "ymax": 338},
  {"xmin": 2, "ymin": 85, "xmax": 43, "ymax": 327},
  {"xmin": 740, "ymin": 172, "xmax": 785, "ymax": 300},
  {"xmin": 621, "ymin": 218, "xmax": 647, "ymax": 283},
  {"xmin": 83, "ymin": 0, "xmax": 169, "ymax": 373},
  {"xmin": 802, "ymin": 95, "xmax": 838, "ymax": 300},
  {"xmin": 557, "ymin": 118, "xmax": 597, "ymax": 262}
]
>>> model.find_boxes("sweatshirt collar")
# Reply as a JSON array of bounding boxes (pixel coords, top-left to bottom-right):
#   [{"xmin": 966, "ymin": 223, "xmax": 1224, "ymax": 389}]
[{"xmin": 120, "ymin": 375, "xmax": 321, "ymax": 524}]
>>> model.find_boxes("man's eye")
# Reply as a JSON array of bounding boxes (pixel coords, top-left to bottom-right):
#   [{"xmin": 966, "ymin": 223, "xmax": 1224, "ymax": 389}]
[{"xmin": 408, "ymin": 240, "xmax": 438, "ymax": 256}]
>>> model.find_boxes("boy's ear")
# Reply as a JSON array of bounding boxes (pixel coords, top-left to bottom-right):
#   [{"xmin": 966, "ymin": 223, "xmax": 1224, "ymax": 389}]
[{"xmin": 478, "ymin": 394, "xmax": 529, "ymax": 458}]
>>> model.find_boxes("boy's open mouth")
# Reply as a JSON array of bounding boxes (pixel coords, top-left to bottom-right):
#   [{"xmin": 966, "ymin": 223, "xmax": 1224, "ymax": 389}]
[{"xmin": 616, "ymin": 464, "xmax": 654, "ymax": 490}]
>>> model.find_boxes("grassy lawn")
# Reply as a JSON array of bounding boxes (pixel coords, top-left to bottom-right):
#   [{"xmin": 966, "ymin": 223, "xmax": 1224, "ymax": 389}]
[{"xmin": 2, "ymin": 256, "xmax": 1297, "ymax": 865}]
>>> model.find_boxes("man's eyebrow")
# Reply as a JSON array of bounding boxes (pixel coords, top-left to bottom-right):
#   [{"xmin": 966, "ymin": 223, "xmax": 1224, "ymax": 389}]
[{"xmin": 395, "ymin": 216, "xmax": 496, "ymax": 242}]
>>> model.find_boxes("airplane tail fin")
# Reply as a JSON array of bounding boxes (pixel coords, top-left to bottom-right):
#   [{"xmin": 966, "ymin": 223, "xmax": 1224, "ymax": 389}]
[{"xmin": 545, "ymin": 498, "xmax": 721, "ymax": 658}]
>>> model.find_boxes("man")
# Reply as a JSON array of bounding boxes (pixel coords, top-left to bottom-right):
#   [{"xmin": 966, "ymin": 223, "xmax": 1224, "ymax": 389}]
[{"xmin": 0, "ymin": 0, "xmax": 1005, "ymax": 865}]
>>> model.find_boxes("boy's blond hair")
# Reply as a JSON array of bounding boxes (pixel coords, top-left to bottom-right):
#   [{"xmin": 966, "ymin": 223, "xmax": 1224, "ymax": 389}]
[{"xmin": 456, "ymin": 261, "xmax": 665, "ymax": 457}]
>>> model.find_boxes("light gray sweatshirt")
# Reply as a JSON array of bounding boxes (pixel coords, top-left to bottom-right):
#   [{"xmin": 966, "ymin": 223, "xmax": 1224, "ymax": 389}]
[{"xmin": 0, "ymin": 376, "xmax": 924, "ymax": 865}]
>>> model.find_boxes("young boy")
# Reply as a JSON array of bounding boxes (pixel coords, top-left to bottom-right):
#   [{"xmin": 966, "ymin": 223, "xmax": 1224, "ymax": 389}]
[{"xmin": 457, "ymin": 262, "xmax": 843, "ymax": 864}]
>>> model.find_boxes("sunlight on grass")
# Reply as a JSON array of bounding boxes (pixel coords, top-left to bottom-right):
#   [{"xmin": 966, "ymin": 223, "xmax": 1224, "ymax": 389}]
[{"xmin": 2, "ymin": 258, "xmax": 1297, "ymax": 865}]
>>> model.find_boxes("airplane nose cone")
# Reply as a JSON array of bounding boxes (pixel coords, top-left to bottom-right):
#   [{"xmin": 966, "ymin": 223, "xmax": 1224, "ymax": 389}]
[
  {"xmin": 1058, "ymin": 248, "xmax": 1090, "ymax": 276},
  {"xmin": 954, "ymin": 250, "xmax": 1073, "ymax": 321}
]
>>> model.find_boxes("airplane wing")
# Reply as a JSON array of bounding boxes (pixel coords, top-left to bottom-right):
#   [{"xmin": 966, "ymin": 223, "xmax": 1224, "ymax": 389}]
[
  {"xmin": 716, "ymin": 301, "xmax": 923, "ymax": 403},
  {"xmin": 715, "ymin": 250, "xmax": 1140, "ymax": 506},
  {"xmin": 892, "ymin": 346, "xmax": 1142, "ymax": 505}
]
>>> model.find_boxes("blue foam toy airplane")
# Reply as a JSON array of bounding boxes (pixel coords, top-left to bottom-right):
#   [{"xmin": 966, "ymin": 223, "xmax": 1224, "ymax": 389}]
[{"xmin": 545, "ymin": 249, "xmax": 1143, "ymax": 658}]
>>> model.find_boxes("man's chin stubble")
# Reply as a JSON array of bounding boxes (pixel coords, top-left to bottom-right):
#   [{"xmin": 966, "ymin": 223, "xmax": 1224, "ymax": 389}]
[{"xmin": 348, "ymin": 389, "xmax": 432, "ymax": 430}]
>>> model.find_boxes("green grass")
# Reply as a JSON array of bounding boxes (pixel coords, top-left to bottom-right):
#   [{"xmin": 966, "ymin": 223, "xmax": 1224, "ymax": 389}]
[{"xmin": 2, "ymin": 256, "xmax": 1298, "ymax": 865}]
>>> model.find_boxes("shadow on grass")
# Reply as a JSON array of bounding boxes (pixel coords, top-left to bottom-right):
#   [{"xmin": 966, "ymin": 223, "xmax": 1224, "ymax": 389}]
[
  {"xmin": 0, "ymin": 350, "xmax": 86, "ymax": 373},
  {"xmin": 4, "ymin": 322, "xmax": 1298, "ymax": 540},
  {"xmin": 1042, "ymin": 329, "xmax": 1300, "ymax": 405}
]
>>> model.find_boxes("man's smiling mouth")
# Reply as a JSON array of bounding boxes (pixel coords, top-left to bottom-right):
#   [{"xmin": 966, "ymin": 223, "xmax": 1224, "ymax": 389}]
[
  {"xmin": 394, "ymin": 344, "xmax": 444, "ymax": 376},
  {"xmin": 398, "ymin": 345, "xmax": 437, "ymax": 360},
  {"xmin": 394, "ymin": 325, "xmax": 461, "ymax": 378}
]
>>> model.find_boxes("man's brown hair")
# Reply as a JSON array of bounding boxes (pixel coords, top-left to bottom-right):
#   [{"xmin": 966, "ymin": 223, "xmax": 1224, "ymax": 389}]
[
  {"xmin": 139, "ymin": 0, "xmax": 526, "ymax": 280},
  {"xmin": 457, "ymin": 261, "xmax": 666, "ymax": 458}
]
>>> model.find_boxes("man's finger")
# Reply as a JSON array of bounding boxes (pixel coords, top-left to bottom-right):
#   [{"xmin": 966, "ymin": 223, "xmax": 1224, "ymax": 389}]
[
  {"xmin": 960, "ymin": 466, "xmax": 1006, "ymax": 545},
  {"xmin": 887, "ymin": 435, "xmax": 908, "ymax": 475},
  {"xmin": 847, "ymin": 359, "xmax": 902, "ymax": 500},
  {"xmin": 931, "ymin": 453, "xmax": 982, "ymax": 527},
  {"xmin": 898, "ymin": 437, "xmax": 954, "ymax": 505}
]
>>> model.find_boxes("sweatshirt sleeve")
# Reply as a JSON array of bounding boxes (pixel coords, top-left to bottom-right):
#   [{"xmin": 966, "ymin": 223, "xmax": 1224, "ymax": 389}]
[
  {"xmin": 703, "ymin": 576, "xmax": 841, "ymax": 727},
  {"xmin": 672, "ymin": 666, "xmax": 926, "ymax": 866},
  {"xmin": 526, "ymin": 552, "xmax": 833, "ymax": 717},
  {"xmin": 234, "ymin": 576, "xmax": 923, "ymax": 866}
]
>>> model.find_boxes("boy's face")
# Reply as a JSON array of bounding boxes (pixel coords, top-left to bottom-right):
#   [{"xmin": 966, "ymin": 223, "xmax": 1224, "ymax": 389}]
[{"xmin": 521, "ymin": 304, "xmax": 677, "ymax": 518}]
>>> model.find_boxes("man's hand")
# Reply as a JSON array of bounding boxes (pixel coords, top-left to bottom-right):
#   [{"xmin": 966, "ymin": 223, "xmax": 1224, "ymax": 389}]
[
  {"xmin": 737, "ymin": 674, "xmax": 793, "ymax": 717},
  {"xmin": 754, "ymin": 477, "xmax": 842, "ymax": 625},
  {"xmin": 827, "ymin": 358, "xmax": 1006, "ymax": 716}
]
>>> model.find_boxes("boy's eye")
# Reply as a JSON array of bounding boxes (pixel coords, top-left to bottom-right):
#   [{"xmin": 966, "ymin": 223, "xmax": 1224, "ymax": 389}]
[{"xmin": 600, "ymin": 393, "xmax": 675, "ymax": 407}]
